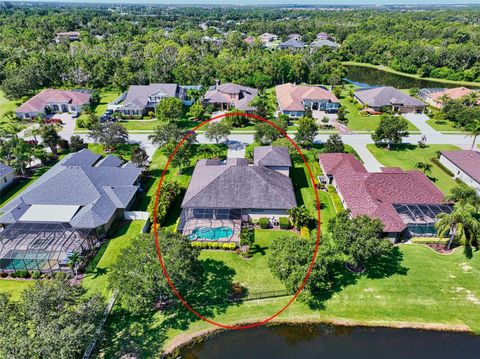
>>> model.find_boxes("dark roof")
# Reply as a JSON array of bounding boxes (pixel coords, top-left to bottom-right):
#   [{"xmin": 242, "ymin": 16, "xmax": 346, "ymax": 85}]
[
  {"xmin": 354, "ymin": 86, "xmax": 425, "ymax": 108},
  {"xmin": 279, "ymin": 39, "xmax": 305, "ymax": 48},
  {"xmin": 441, "ymin": 150, "xmax": 480, "ymax": 183},
  {"xmin": 204, "ymin": 83, "xmax": 258, "ymax": 111},
  {"xmin": 0, "ymin": 149, "xmax": 142, "ymax": 229},
  {"xmin": 0, "ymin": 163, "xmax": 14, "ymax": 178},
  {"xmin": 254, "ymin": 146, "xmax": 292, "ymax": 167},
  {"xmin": 120, "ymin": 83, "xmax": 181, "ymax": 111},
  {"xmin": 319, "ymin": 153, "xmax": 445, "ymax": 233}
]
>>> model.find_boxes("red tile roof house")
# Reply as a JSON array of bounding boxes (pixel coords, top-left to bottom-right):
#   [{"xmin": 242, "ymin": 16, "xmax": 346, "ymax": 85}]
[
  {"xmin": 439, "ymin": 150, "xmax": 480, "ymax": 194},
  {"xmin": 275, "ymin": 83, "xmax": 340, "ymax": 118},
  {"xmin": 425, "ymin": 87, "xmax": 480, "ymax": 109},
  {"xmin": 319, "ymin": 153, "xmax": 452, "ymax": 241},
  {"xmin": 16, "ymin": 89, "xmax": 92, "ymax": 120}
]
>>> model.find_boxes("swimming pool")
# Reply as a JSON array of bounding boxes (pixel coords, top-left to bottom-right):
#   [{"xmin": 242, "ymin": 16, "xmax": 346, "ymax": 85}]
[{"xmin": 189, "ymin": 226, "xmax": 234, "ymax": 241}]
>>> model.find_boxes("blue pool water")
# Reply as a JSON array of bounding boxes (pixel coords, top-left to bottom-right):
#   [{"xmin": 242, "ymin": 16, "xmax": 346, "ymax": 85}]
[{"xmin": 189, "ymin": 226, "xmax": 234, "ymax": 241}]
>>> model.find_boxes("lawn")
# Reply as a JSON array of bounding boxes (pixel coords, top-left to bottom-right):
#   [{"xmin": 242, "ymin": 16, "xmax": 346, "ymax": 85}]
[
  {"xmin": 82, "ymin": 220, "xmax": 145, "ymax": 297},
  {"xmin": 87, "ymin": 143, "xmax": 140, "ymax": 161},
  {"xmin": 426, "ymin": 118, "xmax": 463, "ymax": 132},
  {"xmin": 367, "ymin": 144, "xmax": 461, "ymax": 194},
  {"xmin": 0, "ymin": 90, "xmax": 27, "ymax": 131},
  {"xmin": 76, "ymin": 89, "xmax": 122, "ymax": 129},
  {"xmin": 339, "ymin": 94, "xmax": 419, "ymax": 132},
  {"xmin": 98, "ymin": 241, "xmax": 480, "ymax": 358},
  {"xmin": 0, "ymin": 279, "xmax": 34, "ymax": 300}
]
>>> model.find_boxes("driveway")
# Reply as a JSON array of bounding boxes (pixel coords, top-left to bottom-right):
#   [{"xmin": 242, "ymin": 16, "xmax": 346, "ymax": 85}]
[
  {"xmin": 225, "ymin": 140, "xmax": 247, "ymax": 158},
  {"xmin": 50, "ymin": 113, "xmax": 76, "ymax": 138},
  {"xmin": 403, "ymin": 113, "xmax": 440, "ymax": 136},
  {"xmin": 350, "ymin": 143, "xmax": 383, "ymax": 172}
]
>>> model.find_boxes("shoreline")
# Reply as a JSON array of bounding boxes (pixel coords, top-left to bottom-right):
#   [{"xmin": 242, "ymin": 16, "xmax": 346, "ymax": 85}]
[
  {"xmin": 162, "ymin": 317, "xmax": 473, "ymax": 357},
  {"xmin": 342, "ymin": 61, "xmax": 480, "ymax": 88}
]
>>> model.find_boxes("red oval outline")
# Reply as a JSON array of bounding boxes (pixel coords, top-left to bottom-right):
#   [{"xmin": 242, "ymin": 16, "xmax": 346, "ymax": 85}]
[{"xmin": 152, "ymin": 112, "xmax": 321, "ymax": 330}]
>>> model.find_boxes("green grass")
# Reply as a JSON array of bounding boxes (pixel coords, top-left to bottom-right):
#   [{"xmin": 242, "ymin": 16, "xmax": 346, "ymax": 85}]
[
  {"xmin": 76, "ymin": 89, "xmax": 122, "ymax": 130},
  {"xmin": 86, "ymin": 143, "xmax": 139, "ymax": 161},
  {"xmin": 339, "ymin": 95, "xmax": 418, "ymax": 132},
  {"xmin": 0, "ymin": 90, "xmax": 27, "ymax": 131},
  {"xmin": 367, "ymin": 144, "xmax": 461, "ymax": 194},
  {"xmin": 426, "ymin": 118, "xmax": 462, "ymax": 132},
  {"xmin": 82, "ymin": 220, "xmax": 145, "ymax": 297},
  {"xmin": 0, "ymin": 279, "xmax": 34, "ymax": 300}
]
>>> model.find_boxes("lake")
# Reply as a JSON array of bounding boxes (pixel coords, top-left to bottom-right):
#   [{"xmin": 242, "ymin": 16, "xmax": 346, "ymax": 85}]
[
  {"xmin": 180, "ymin": 324, "xmax": 480, "ymax": 359},
  {"xmin": 345, "ymin": 65, "xmax": 468, "ymax": 89}
]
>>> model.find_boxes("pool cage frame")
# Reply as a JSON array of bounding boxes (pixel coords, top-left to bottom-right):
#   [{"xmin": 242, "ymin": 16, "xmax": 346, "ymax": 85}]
[
  {"xmin": 0, "ymin": 222, "xmax": 99, "ymax": 274},
  {"xmin": 393, "ymin": 203, "xmax": 454, "ymax": 238},
  {"xmin": 177, "ymin": 208, "xmax": 242, "ymax": 242}
]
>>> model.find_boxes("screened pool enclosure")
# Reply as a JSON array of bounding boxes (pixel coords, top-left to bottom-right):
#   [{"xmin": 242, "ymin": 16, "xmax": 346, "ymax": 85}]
[
  {"xmin": 393, "ymin": 203, "xmax": 454, "ymax": 237},
  {"xmin": 0, "ymin": 222, "xmax": 98, "ymax": 273}
]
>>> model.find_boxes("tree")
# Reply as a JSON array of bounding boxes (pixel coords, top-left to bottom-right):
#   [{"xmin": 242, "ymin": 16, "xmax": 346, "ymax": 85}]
[
  {"xmin": 324, "ymin": 134, "xmax": 345, "ymax": 153},
  {"xmin": 254, "ymin": 122, "xmax": 278, "ymax": 145},
  {"xmin": 304, "ymin": 107, "xmax": 313, "ymax": 119},
  {"xmin": 415, "ymin": 161, "xmax": 432, "ymax": 174},
  {"xmin": 67, "ymin": 252, "xmax": 83, "ymax": 279},
  {"xmin": 465, "ymin": 119, "xmax": 480, "ymax": 150},
  {"xmin": 445, "ymin": 183, "xmax": 480, "ymax": 209},
  {"xmin": 295, "ymin": 117, "xmax": 318, "ymax": 148},
  {"xmin": 89, "ymin": 122, "xmax": 129, "ymax": 149},
  {"xmin": 156, "ymin": 97, "xmax": 184, "ymax": 122},
  {"xmin": 189, "ymin": 101, "xmax": 205, "ymax": 120},
  {"xmin": 131, "ymin": 146, "xmax": 149, "ymax": 167},
  {"xmin": 69, "ymin": 135, "xmax": 86, "ymax": 152},
  {"xmin": 0, "ymin": 136, "xmax": 34, "ymax": 175},
  {"xmin": 288, "ymin": 205, "xmax": 311, "ymax": 230},
  {"xmin": 204, "ymin": 121, "xmax": 231, "ymax": 144},
  {"xmin": 328, "ymin": 211, "xmax": 392, "ymax": 270},
  {"xmin": 435, "ymin": 204, "xmax": 480, "ymax": 250},
  {"xmin": 109, "ymin": 231, "xmax": 204, "ymax": 314},
  {"xmin": 40, "ymin": 125, "xmax": 61, "ymax": 155},
  {"xmin": 0, "ymin": 275, "xmax": 103, "ymax": 359},
  {"xmin": 371, "ymin": 114, "xmax": 409, "ymax": 149}
]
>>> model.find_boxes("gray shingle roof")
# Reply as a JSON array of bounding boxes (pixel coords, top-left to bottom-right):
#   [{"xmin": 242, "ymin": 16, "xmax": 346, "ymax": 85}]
[
  {"xmin": 204, "ymin": 83, "xmax": 258, "ymax": 111},
  {"xmin": 0, "ymin": 163, "xmax": 14, "ymax": 178},
  {"xmin": 279, "ymin": 39, "xmax": 305, "ymax": 48},
  {"xmin": 120, "ymin": 83, "xmax": 181, "ymax": 111},
  {"xmin": 96, "ymin": 154, "xmax": 124, "ymax": 167},
  {"xmin": 354, "ymin": 86, "xmax": 425, "ymax": 108},
  {"xmin": 254, "ymin": 146, "xmax": 292, "ymax": 167},
  {"xmin": 182, "ymin": 147, "xmax": 297, "ymax": 210},
  {"xmin": 0, "ymin": 149, "xmax": 142, "ymax": 229}
]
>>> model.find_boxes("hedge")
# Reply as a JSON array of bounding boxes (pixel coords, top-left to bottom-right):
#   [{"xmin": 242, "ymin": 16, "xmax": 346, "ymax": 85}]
[
  {"xmin": 279, "ymin": 217, "xmax": 291, "ymax": 229},
  {"xmin": 411, "ymin": 237, "xmax": 450, "ymax": 245},
  {"xmin": 430, "ymin": 157, "xmax": 454, "ymax": 177},
  {"xmin": 147, "ymin": 181, "xmax": 181, "ymax": 225},
  {"xmin": 259, "ymin": 217, "xmax": 270, "ymax": 229}
]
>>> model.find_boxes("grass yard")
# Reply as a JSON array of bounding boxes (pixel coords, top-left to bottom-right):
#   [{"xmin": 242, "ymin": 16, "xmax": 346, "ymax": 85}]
[
  {"xmin": 426, "ymin": 118, "xmax": 462, "ymax": 132},
  {"xmin": 98, "ymin": 241, "xmax": 480, "ymax": 358},
  {"xmin": 87, "ymin": 143, "xmax": 139, "ymax": 161},
  {"xmin": 0, "ymin": 90, "xmax": 28, "ymax": 131},
  {"xmin": 0, "ymin": 279, "xmax": 34, "ymax": 300},
  {"xmin": 367, "ymin": 144, "xmax": 460, "ymax": 194},
  {"xmin": 82, "ymin": 220, "xmax": 145, "ymax": 297},
  {"xmin": 76, "ymin": 89, "xmax": 122, "ymax": 130},
  {"xmin": 339, "ymin": 95, "xmax": 419, "ymax": 132}
]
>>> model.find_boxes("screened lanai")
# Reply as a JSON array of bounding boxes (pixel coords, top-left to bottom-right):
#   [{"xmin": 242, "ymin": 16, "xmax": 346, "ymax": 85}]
[
  {"xmin": 0, "ymin": 222, "xmax": 98, "ymax": 273},
  {"xmin": 393, "ymin": 203, "xmax": 454, "ymax": 237}
]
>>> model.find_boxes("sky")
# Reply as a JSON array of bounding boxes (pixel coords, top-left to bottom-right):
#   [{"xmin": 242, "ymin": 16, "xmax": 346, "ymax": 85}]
[{"xmin": 9, "ymin": 0, "xmax": 480, "ymax": 5}]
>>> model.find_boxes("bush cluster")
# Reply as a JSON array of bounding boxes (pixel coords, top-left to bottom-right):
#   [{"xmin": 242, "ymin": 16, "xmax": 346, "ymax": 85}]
[
  {"xmin": 147, "ymin": 181, "xmax": 181, "ymax": 225},
  {"xmin": 279, "ymin": 217, "xmax": 291, "ymax": 229},
  {"xmin": 411, "ymin": 237, "xmax": 450, "ymax": 245},
  {"xmin": 259, "ymin": 217, "xmax": 270, "ymax": 229},
  {"xmin": 190, "ymin": 241, "xmax": 237, "ymax": 250}
]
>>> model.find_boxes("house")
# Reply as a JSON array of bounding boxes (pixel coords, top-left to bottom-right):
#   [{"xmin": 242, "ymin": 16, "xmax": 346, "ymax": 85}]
[
  {"xmin": 319, "ymin": 153, "xmax": 451, "ymax": 241},
  {"xmin": 54, "ymin": 31, "xmax": 80, "ymax": 42},
  {"xmin": 178, "ymin": 147, "xmax": 296, "ymax": 241},
  {"xmin": 0, "ymin": 164, "xmax": 15, "ymax": 192},
  {"xmin": 316, "ymin": 32, "xmax": 332, "ymax": 40},
  {"xmin": 278, "ymin": 38, "xmax": 306, "ymax": 50},
  {"xmin": 422, "ymin": 87, "xmax": 479, "ymax": 109},
  {"xmin": 288, "ymin": 34, "xmax": 302, "ymax": 41},
  {"xmin": 259, "ymin": 33, "xmax": 278, "ymax": 43},
  {"xmin": 354, "ymin": 86, "xmax": 426, "ymax": 114},
  {"xmin": 244, "ymin": 36, "xmax": 255, "ymax": 44},
  {"xmin": 310, "ymin": 39, "xmax": 339, "ymax": 49},
  {"xmin": 117, "ymin": 83, "xmax": 186, "ymax": 116},
  {"xmin": 275, "ymin": 83, "xmax": 340, "ymax": 118},
  {"xmin": 0, "ymin": 149, "xmax": 142, "ymax": 273},
  {"xmin": 16, "ymin": 89, "xmax": 92, "ymax": 120},
  {"xmin": 439, "ymin": 150, "xmax": 480, "ymax": 194},
  {"xmin": 203, "ymin": 82, "xmax": 258, "ymax": 112}
]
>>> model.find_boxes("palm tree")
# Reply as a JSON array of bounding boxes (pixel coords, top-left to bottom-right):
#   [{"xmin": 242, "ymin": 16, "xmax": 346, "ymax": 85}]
[
  {"xmin": 445, "ymin": 184, "xmax": 480, "ymax": 209},
  {"xmin": 415, "ymin": 161, "xmax": 432, "ymax": 174},
  {"xmin": 435, "ymin": 205, "xmax": 480, "ymax": 250},
  {"xmin": 463, "ymin": 92, "xmax": 479, "ymax": 107},
  {"xmin": 67, "ymin": 252, "xmax": 83, "ymax": 279},
  {"xmin": 465, "ymin": 120, "xmax": 480, "ymax": 150}
]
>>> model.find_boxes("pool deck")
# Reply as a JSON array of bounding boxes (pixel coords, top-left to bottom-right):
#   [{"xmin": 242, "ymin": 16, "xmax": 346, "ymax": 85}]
[{"xmin": 181, "ymin": 218, "xmax": 241, "ymax": 242}]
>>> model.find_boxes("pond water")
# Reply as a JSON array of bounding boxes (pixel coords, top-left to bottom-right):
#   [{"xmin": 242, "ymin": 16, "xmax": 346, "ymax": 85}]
[
  {"xmin": 180, "ymin": 324, "xmax": 480, "ymax": 359},
  {"xmin": 344, "ymin": 65, "xmax": 471, "ymax": 89}
]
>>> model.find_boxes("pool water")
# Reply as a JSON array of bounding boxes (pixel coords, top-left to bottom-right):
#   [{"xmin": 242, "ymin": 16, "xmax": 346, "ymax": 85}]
[{"xmin": 190, "ymin": 226, "xmax": 233, "ymax": 241}]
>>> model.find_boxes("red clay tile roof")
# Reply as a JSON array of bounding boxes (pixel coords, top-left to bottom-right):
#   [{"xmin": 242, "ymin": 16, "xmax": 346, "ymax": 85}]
[
  {"xmin": 429, "ymin": 87, "xmax": 479, "ymax": 103},
  {"xmin": 16, "ymin": 89, "xmax": 91, "ymax": 113},
  {"xmin": 275, "ymin": 83, "xmax": 339, "ymax": 112},
  {"xmin": 441, "ymin": 150, "xmax": 480, "ymax": 184},
  {"xmin": 319, "ymin": 153, "xmax": 445, "ymax": 233}
]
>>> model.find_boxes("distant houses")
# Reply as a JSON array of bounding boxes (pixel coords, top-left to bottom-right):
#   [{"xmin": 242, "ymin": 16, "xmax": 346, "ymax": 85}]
[
  {"xmin": 54, "ymin": 31, "xmax": 80, "ymax": 43},
  {"xmin": 439, "ymin": 150, "xmax": 480, "ymax": 194},
  {"xmin": 278, "ymin": 38, "xmax": 305, "ymax": 50},
  {"xmin": 420, "ymin": 87, "xmax": 480, "ymax": 109},
  {"xmin": 259, "ymin": 32, "xmax": 278, "ymax": 43},
  {"xmin": 16, "ymin": 89, "xmax": 92, "ymax": 119},
  {"xmin": 319, "ymin": 153, "xmax": 451, "ymax": 241},
  {"xmin": 354, "ymin": 86, "xmax": 426, "ymax": 114},
  {"xmin": 310, "ymin": 39, "xmax": 339, "ymax": 49},
  {"xmin": 275, "ymin": 83, "xmax": 340, "ymax": 118},
  {"xmin": 202, "ymin": 82, "xmax": 258, "ymax": 112},
  {"xmin": 117, "ymin": 83, "xmax": 186, "ymax": 116}
]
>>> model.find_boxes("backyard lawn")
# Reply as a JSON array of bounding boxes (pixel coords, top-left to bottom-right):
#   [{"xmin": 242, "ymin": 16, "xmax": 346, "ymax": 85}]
[
  {"xmin": 367, "ymin": 144, "xmax": 461, "ymax": 194},
  {"xmin": 0, "ymin": 279, "xmax": 34, "ymax": 300},
  {"xmin": 0, "ymin": 90, "xmax": 27, "ymax": 131}
]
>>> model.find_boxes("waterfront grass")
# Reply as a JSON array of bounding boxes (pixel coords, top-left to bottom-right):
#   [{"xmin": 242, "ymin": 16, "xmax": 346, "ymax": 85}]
[
  {"xmin": 367, "ymin": 143, "xmax": 460, "ymax": 194},
  {"xmin": 343, "ymin": 61, "xmax": 480, "ymax": 88}
]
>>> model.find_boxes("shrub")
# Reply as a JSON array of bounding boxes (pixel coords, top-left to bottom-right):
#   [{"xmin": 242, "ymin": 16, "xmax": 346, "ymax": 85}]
[
  {"xmin": 300, "ymin": 226, "xmax": 310, "ymax": 239},
  {"xmin": 0, "ymin": 272, "xmax": 8, "ymax": 278},
  {"xmin": 190, "ymin": 241, "xmax": 202, "ymax": 248},
  {"xmin": 223, "ymin": 242, "xmax": 237, "ymax": 250},
  {"xmin": 30, "ymin": 271, "xmax": 41, "ymax": 279},
  {"xmin": 411, "ymin": 237, "xmax": 449, "ymax": 245},
  {"xmin": 201, "ymin": 242, "xmax": 209, "ymax": 249},
  {"xmin": 12, "ymin": 270, "xmax": 30, "ymax": 278},
  {"xmin": 207, "ymin": 242, "xmax": 217, "ymax": 249},
  {"xmin": 240, "ymin": 227, "xmax": 254, "ymax": 247},
  {"xmin": 259, "ymin": 217, "xmax": 270, "ymax": 229},
  {"xmin": 279, "ymin": 217, "xmax": 291, "ymax": 230},
  {"xmin": 147, "ymin": 181, "xmax": 181, "ymax": 225},
  {"xmin": 431, "ymin": 157, "xmax": 454, "ymax": 176}
]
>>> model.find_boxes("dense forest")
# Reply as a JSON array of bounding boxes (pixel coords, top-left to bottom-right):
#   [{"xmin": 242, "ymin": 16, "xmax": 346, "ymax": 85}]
[{"xmin": 0, "ymin": 4, "xmax": 480, "ymax": 100}]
